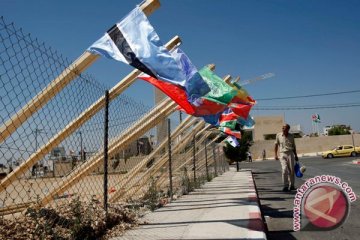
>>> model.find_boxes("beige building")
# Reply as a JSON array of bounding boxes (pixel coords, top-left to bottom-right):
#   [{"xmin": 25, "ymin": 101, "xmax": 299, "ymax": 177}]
[{"xmin": 250, "ymin": 115, "xmax": 285, "ymax": 141}]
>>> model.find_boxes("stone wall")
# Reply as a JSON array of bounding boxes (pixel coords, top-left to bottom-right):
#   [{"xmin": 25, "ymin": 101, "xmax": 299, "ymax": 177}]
[{"xmin": 250, "ymin": 134, "xmax": 360, "ymax": 160}]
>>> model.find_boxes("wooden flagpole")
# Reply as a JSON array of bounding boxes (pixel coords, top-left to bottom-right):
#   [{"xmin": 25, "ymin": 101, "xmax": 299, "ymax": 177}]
[
  {"xmin": 0, "ymin": 35, "xmax": 181, "ymax": 193},
  {"xmin": 224, "ymin": 74, "xmax": 232, "ymax": 84},
  {"xmin": 108, "ymin": 116, "xmax": 196, "ymax": 202},
  {"xmin": 40, "ymin": 98, "xmax": 177, "ymax": 205},
  {"xmin": 154, "ymin": 127, "xmax": 212, "ymax": 189},
  {"xmin": 0, "ymin": 0, "xmax": 161, "ymax": 145},
  {"xmin": 157, "ymin": 134, "xmax": 220, "ymax": 191},
  {"xmin": 116, "ymin": 121, "xmax": 206, "ymax": 201},
  {"xmin": 109, "ymin": 64, "xmax": 217, "ymax": 202}
]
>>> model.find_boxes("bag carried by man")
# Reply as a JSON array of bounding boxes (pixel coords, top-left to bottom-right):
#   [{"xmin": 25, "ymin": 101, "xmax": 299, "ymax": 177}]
[{"xmin": 294, "ymin": 161, "xmax": 306, "ymax": 178}]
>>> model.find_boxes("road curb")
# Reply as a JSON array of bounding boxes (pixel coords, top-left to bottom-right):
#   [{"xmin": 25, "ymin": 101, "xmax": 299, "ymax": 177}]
[{"xmin": 248, "ymin": 170, "xmax": 268, "ymax": 239}]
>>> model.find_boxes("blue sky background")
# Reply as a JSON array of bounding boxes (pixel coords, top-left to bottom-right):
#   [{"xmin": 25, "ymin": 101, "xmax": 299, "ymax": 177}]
[{"xmin": 2, "ymin": 0, "xmax": 360, "ymax": 134}]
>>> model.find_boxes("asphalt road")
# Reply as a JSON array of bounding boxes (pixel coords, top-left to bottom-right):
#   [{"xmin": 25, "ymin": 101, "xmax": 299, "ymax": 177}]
[{"xmin": 241, "ymin": 156, "xmax": 360, "ymax": 240}]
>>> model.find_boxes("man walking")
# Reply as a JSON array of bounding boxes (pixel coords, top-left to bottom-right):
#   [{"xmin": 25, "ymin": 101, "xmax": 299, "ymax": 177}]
[{"xmin": 274, "ymin": 124, "xmax": 299, "ymax": 192}]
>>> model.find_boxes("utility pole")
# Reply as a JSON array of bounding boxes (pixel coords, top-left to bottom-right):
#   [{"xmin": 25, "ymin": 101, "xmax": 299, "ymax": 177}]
[
  {"xmin": 34, "ymin": 128, "xmax": 44, "ymax": 167},
  {"xmin": 179, "ymin": 111, "xmax": 183, "ymax": 123},
  {"xmin": 34, "ymin": 128, "xmax": 43, "ymax": 152},
  {"xmin": 78, "ymin": 131, "xmax": 83, "ymax": 161}
]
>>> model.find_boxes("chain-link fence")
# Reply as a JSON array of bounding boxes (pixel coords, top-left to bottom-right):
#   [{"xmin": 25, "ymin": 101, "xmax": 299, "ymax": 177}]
[{"xmin": 0, "ymin": 16, "xmax": 229, "ymax": 239}]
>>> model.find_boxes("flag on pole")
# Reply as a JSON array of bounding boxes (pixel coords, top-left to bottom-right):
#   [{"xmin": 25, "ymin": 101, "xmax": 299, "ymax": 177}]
[
  {"xmin": 311, "ymin": 114, "xmax": 321, "ymax": 123},
  {"xmin": 202, "ymin": 106, "xmax": 253, "ymax": 128},
  {"xmin": 199, "ymin": 66, "xmax": 237, "ymax": 105},
  {"xmin": 219, "ymin": 127, "xmax": 241, "ymax": 139},
  {"xmin": 228, "ymin": 102, "xmax": 252, "ymax": 119},
  {"xmin": 219, "ymin": 108, "xmax": 238, "ymax": 129},
  {"xmin": 87, "ymin": 7, "xmax": 210, "ymax": 102},
  {"xmin": 138, "ymin": 74, "xmax": 196, "ymax": 115},
  {"xmin": 238, "ymin": 115, "xmax": 255, "ymax": 128},
  {"xmin": 171, "ymin": 48, "xmax": 210, "ymax": 103},
  {"xmin": 139, "ymin": 74, "xmax": 227, "ymax": 116},
  {"xmin": 231, "ymin": 82, "xmax": 256, "ymax": 105},
  {"xmin": 225, "ymin": 135, "xmax": 240, "ymax": 147}
]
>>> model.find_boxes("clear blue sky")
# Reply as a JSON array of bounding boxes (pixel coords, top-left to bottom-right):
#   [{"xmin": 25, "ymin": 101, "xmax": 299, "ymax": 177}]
[{"xmin": 2, "ymin": 0, "xmax": 360, "ymax": 134}]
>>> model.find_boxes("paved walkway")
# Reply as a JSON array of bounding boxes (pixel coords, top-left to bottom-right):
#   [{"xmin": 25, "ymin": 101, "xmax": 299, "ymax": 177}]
[{"xmin": 112, "ymin": 167, "xmax": 267, "ymax": 240}]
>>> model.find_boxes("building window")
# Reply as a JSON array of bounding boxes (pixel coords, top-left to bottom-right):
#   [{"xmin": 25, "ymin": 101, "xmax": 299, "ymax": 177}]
[{"xmin": 264, "ymin": 134, "xmax": 276, "ymax": 140}]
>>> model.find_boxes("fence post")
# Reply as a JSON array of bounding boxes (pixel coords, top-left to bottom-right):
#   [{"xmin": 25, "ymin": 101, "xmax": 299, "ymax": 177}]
[
  {"xmin": 221, "ymin": 147, "xmax": 225, "ymax": 173},
  {"xmin": 213, "ymin": 143, "xmax": 217, "ymax": 176},
  {"xmin": 193, "ymin": 134, "xmax": 196, "ymax": 183},
  {"xmin": 167, "ymin": 118, "xmax": 173, "ymax": 200},
  {"xmin": 103, "ymin": 90, "xmax": 109, "ymax": 217},
  {"xmin": 204, "ymin": 139, "xmax": 209, "ymax": 180}
]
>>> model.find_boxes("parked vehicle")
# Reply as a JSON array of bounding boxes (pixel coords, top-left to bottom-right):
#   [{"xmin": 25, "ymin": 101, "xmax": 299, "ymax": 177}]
[{"xmin": 322, "ymin": 145, "xmax": 360, "ymax": 158}]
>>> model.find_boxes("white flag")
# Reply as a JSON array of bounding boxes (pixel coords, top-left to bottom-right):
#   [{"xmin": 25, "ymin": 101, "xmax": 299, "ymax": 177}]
[{"xmin": 225, "ymin": 135, "xmax": 239, "ymax": 147}]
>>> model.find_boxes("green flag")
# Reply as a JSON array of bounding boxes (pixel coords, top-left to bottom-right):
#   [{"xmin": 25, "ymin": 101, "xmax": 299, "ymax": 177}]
[{"xmin": 199, "ymin": 67, "xmax": 237, "ymax": 105}]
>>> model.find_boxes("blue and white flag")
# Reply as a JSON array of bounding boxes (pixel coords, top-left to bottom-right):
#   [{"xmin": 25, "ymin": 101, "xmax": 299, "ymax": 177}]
[
  {"xmin": 225, "ymin": 135, "xmax": 240, "ymax": 148},
  {"xmin": 171, "ymin": 48, "xmax": 210, "ymax": 104},
  {"xmin": 87, "ymin": 6, "xmax": 210, "ymax": 101},
  {"xmin": 237, "ymin": 115, "xmax": 255, "ymax": 128}
]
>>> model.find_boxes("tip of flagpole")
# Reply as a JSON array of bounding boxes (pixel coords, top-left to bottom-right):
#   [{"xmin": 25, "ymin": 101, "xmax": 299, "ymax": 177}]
[
  {"xmin": 233, "ymin": 76, "xmax": 240, "ymax": 83},
  {"xmin": 223, "ymin": 75, "xmax": 232, "ymax": 83},
  {"xmin": 208, "ymin": 64, "xmax": 216, "ymax": 71},
  {"xmin": 140, "ymin": 0, "xmax": 161, "ymax": 16},
  {"xmin": 165, "ymin": 36, "xmax": 182, "ymax": 50}
]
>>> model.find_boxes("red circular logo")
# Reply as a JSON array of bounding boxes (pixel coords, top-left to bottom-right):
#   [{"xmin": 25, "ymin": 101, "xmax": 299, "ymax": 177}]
[{"xmin": 303, "ymin": 185, "xmax": 349, "ymax": 229}]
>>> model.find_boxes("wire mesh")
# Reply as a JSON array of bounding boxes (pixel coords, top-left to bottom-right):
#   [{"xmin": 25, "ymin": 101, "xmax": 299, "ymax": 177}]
[{"xmin": 0, "ymin": 16, "xmax": 229, "ymax": 239}]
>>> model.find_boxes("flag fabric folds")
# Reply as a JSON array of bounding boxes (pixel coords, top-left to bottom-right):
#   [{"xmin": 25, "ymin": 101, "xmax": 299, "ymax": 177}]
[
  {"xmin": 199, "ymin": 67, "xmax": 237, "ymax": 105},
  {"xmin": 87, "ymin": 7, "xmax": 210, "ymax": 104},
  {"xmin": 219, "ymin": 127, "xmax": 241, "ymax": 139},
  {"xmin": 225, "ymin": 135, "xmax": 240, "ymax": 147},
  {"xmin": 139, "ymin": 74, "xmax": 227, "ymax": 116},
  {"xmin": 238, "ymin": 115, "xmax": 255, "ymax": 128},
  {"xmin": 87, "ymin": 6, "xmax": 257, "ymax": 141},
  {"xmin": 138, "ymin": 74, "xmax": 196, "ymax": 115},
  {"xmin": 171, "ymin": 48, "xmax": 210, "ymax": 103},
  {"xmin": 219, "ymin": 108, "xmax": 239, "ymax": 129},
  {"xmin": 230, "ymin": 82, "xmax": 256, "ymax": 105}
]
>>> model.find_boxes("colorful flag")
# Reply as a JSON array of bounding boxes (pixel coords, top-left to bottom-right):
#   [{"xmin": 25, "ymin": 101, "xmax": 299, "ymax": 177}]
[
  {"xmin": 219, "ymin": 108, "xmax": 238, "ymax": 129},
  {"xmin": 199, "ymin": 67, "xmax": 237, "ymax": 105},
  {"xmin": 228, "ymin": 102, "xmax": 252, "ymax": 119},
  {"xmin": 231, "ymin": 82, "xmax": 256, "ymax": 105},
  {"xmin": 219, "ymin": 127, "xmax": 241, "ymax": 139},
  {"xmin": 311, "ymin": 114, "xmax": 321, "ymax": 123},
  {"xmin": 87, "ymin": 7, "xmax": 210, "ymax": 102},
  {"xmin": 238, "ymin": 115, "xmax": 255, "ymax": 128},
  {"xmin": 138, "ymin": 74, "xmax": 196, "ymax": 115},
  {"xmin": 139, "ymin": 74, "xmax": 227, "ymax": 116},
  {"xmin": 202, "ymin": 106, "xmax": 252, "ymax": 128},
  {"xmin": 202, "ymin": 112, "xmax": 222, "ymax": 126},
  {"xmin": 225, "ymin": 135, "xmax": 240, "ymax": 147},
  {"xmin": 171, "ymin": 48, "xmax": 210, "ymax": 103}
]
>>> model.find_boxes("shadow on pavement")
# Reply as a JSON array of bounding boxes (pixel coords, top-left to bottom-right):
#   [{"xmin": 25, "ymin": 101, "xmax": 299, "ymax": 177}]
[{"xmin": 267, "ymin": 230, "xmax": 297, "ymax": 240}]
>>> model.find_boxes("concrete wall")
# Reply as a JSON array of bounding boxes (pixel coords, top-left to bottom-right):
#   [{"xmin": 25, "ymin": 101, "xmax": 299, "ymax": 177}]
[
  {"xmin": 250, "ymin": 134, "xmax": 360, "ymax": 160},
  {"xmin": 253, "ymin": 116, "xmax": 284, "ymax": 141}
]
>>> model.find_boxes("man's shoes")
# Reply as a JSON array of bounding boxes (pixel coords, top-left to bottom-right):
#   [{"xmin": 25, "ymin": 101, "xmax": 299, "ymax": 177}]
[
  {"xmin": 282, "ymin": 187, "xmax": 290, "ymax": 192},
  {"xmin": 290, "ymin": 186, "xmax": 296, "ymax": 191}
]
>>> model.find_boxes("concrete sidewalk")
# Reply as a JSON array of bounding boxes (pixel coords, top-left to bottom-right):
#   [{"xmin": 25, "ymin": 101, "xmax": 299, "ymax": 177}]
[{"xmin": 112, "ymin": 167, "xmax": 267, "ymax": 240}]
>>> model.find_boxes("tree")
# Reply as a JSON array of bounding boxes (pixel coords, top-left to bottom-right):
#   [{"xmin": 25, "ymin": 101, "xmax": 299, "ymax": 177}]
[
  {"xmin": 223, "ymin": 131, "xmax": 252, "ymax": 163},
  {"xmin": 328, "ymin": 125, "xmax": 351, "ymax": 136}
]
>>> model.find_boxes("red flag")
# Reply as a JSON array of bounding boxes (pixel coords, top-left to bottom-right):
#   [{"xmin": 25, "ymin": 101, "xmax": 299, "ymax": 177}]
[
  {"xmin": 138, "ymin": 75, "xmax": 226, "ymax": 116},
  {"xmin": 139, "ymin": 75, "xmax": 196, "ymax": 115},
  {"xmin": 228, "ymin": 102, "xmax": 253, "ymax": 119},
  {"xmin": 219, "ymin": 127, "xmax": 242, "ymax": 139}
]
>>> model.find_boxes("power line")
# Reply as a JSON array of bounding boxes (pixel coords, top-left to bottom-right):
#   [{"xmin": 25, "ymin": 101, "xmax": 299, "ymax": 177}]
[
  {"xmin": 254, "ymin": 102, "xmax": 360, "ymax": 110},
  {"xmin": 257, "ymin": 89, "xmax": 360, "ymax": 101}
]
